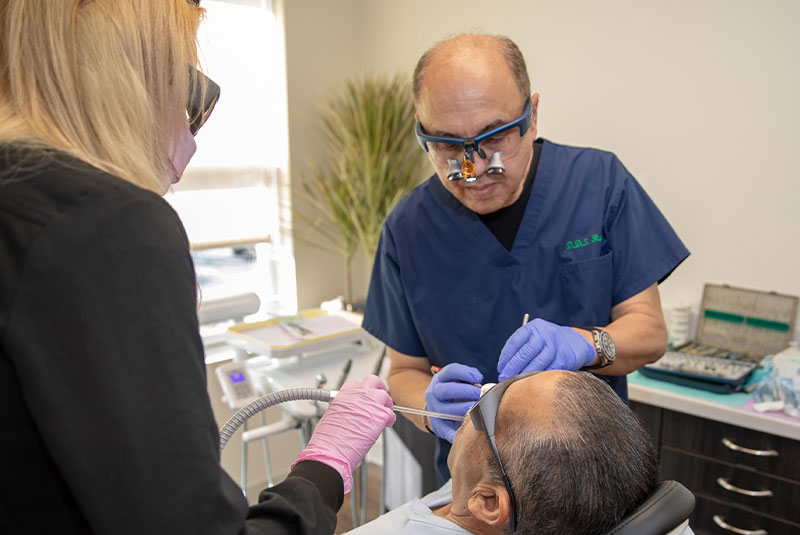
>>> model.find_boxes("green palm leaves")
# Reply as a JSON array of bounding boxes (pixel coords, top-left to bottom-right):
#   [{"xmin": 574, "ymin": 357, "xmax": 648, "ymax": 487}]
[{"xmin": 296, "ymin": 74, "xmax": 425, "ymax": 304}]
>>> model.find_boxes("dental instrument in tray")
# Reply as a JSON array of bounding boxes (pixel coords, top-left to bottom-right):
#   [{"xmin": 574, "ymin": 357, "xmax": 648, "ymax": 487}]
[
  {"xmin": 279, "ymin": 317, "xmax": 314, "ymax": 339},
  {"xmin": 226, "ymin": 310, "xmax": 366, "ymax": 358}
]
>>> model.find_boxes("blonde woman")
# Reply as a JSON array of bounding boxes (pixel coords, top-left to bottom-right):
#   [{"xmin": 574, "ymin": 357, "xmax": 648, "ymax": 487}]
[{"xmin": 0, "ymin": 2, "xmax": 395, "ymax": 534}]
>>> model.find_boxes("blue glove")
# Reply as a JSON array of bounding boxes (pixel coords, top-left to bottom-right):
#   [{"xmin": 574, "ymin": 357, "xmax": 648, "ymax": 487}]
[
  {"xmin": 424, "ymin": 363, "xmax": 483, "ymax": 443},
  {"xmin": 497, "ymin": 318, "xmax": 595, "ymax": 381}
]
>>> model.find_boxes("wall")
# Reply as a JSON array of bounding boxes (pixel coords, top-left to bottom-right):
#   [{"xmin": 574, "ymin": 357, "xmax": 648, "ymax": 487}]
[
  {"xmin": 286, "ymin": 0, "xmax": 800, "ymax": 321},
  {"xmin": 284, "ymin": 0, "xmax": 373, "ymax": 310}
]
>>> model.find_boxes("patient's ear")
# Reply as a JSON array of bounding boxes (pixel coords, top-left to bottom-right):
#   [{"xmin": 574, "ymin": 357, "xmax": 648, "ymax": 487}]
[{"xmin": 468, "ymin": 482, "xmax": 511, "ymax": 527}]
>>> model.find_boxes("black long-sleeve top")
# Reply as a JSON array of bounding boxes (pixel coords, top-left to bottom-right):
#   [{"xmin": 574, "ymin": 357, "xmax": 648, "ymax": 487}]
[{"xmin": 0, "ymin": 147, "xmax": 343, "ymax": 534}]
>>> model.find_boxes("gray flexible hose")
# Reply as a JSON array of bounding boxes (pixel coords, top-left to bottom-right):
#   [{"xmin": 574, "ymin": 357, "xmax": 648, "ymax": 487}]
[{"xmin": 219, "ymin": 388, "xmax": 334, "ymax": 453}]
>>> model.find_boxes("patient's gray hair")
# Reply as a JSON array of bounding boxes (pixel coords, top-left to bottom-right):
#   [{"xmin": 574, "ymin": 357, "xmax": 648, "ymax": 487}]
[{"xmin": 489, "ymin": 372, "xmax": 658, "ymax": 535}]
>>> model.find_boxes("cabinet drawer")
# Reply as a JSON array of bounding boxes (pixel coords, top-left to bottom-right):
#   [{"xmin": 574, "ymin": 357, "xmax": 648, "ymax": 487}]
[
  {"xmin": 661, "ymin": 447, "xmax": 800, "ymax": 523},
  {"xmin": 630, "ymin": 400, "xmax": 662, "ymax": 447},
  {"xmin": 691, "ymin": 494, "xmax": 800, "ymax": 535},
  {"xmin": 662, "ymin": 411, "xmax": 800, "ymax": 480}
]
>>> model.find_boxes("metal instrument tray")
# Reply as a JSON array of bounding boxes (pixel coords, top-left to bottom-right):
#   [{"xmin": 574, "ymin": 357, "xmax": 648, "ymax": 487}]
[{"xmin": 644, "ymin": 284, "xmax": 798, "ymax": 393}]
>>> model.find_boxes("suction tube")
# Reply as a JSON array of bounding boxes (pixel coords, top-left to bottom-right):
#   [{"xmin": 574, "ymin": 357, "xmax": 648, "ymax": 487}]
[{"xmin": 219, "ymin": 388, "xmax": 334, "ymax": 453}]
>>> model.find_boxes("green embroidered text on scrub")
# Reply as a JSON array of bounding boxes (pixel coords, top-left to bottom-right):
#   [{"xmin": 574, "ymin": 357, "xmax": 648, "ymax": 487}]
[{"xmin": 565, "ymin": 234, "xmax": 604, "ymax": 251}]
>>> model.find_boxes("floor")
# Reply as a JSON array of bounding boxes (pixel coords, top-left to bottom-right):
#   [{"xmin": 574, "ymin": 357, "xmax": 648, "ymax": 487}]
[{"xmin": 335, "ymin": 462, "xmax": 383, "ymax": 533}]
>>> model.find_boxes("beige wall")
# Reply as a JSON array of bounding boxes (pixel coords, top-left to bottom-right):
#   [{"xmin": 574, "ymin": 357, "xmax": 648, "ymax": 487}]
[
  {"xmin": 286, "ymin": 0, "xmax": 800, "ymax": 319},
  {"xmin": 284, "ymin": 0, "xmax": 374, "ymax": 310}
]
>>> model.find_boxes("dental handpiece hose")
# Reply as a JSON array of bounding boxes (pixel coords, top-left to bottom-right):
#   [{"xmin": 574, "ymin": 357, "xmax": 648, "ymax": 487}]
[
  {"xmin": 218, "ymin": 386, "xmax": 465, "ymax": 454},
  {"xmin": 220, "ymin": 378, "xmax": 398, "ymax": 496}
]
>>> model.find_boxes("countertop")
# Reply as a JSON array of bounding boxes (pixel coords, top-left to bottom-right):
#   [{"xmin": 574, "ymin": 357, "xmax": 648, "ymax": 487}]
[{"xmin": 628, "ymin": 370, "xmax": 800, "ymax": 441}]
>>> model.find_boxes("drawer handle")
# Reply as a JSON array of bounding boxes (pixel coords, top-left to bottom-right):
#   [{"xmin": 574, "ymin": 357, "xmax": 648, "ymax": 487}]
[
  {"xmin": 717, "ymin": 477, "xmax": 774, "ymax": 497},
  {"xmin": 712, "ymin": 514, "xmax": 767, "ymax": 535},
  {"xmin": 722, "ymin": 438, "xmax": 779, "ymax": 457}
]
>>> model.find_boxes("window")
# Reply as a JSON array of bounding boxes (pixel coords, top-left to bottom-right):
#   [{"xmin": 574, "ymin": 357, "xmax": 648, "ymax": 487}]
[{"xmin": 166, "ymin": 0, "xmax": 296, "ymax": 323}]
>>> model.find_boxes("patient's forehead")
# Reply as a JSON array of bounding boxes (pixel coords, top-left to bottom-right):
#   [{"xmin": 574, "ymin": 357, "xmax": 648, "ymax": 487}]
[
  {"xmin": 451, "ymin": 372, "xmax": 568, "ymax": 474},
  {"xmin": 498, "ymin": 370, "xmax": 569, "ymax": 425}
]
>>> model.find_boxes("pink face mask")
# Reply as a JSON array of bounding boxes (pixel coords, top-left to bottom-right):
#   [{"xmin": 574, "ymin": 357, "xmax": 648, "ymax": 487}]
[{"xmin": 165, "ymin": 122, "xmax": 197, "ymax": 190}]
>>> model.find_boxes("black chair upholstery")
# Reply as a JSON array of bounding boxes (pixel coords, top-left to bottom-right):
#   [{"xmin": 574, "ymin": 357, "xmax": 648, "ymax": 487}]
[{"xmin": 606, "ymin": 480, "xmax": 695, "ymax": 535}]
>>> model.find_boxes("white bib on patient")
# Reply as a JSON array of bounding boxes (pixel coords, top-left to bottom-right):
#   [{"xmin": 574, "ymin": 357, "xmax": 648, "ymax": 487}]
[
  {"xmin": 346, "ymin": 480, "xmax": 469, "ymax": 534},
  {"xmin": 346, "ymin": 479, "xmax": 695, "ymax": 535}
]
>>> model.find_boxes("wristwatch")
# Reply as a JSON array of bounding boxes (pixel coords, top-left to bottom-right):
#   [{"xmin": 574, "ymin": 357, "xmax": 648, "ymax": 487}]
[{"xmin": 579, "ymin": 328, "xmax": 616, "ymax": 370}]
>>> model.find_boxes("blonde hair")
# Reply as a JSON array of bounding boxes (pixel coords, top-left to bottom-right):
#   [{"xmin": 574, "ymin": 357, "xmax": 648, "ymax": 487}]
[{"xmin": 0, "ymin": 0, "xmax": 205, "ymax": 193}]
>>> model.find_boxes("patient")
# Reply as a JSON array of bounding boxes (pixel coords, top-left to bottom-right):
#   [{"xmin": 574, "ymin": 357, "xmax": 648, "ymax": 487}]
[{"xmin": 348, "ymin": 370, "xmax": 694, "ymax": 535}]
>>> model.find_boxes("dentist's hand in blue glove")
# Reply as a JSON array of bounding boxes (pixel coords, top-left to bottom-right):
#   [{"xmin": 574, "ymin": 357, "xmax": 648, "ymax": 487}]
[
  {"xmin": 424, "ymin": 363, "xmax": 483, "ymax": 443},
  {"xmin": 497, "ymin": 318, "xmax": 595, "ymax": 381}
]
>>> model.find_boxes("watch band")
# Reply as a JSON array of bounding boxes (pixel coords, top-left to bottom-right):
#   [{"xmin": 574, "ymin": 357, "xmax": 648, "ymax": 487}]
[{"xmin": 579, "ymin": 327, "xmax": 615, "ymax": 371}]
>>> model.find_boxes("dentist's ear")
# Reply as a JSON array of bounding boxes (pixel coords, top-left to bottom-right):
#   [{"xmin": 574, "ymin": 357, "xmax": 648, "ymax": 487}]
[
  {"xmin": 468, "ymin": 482, "xmax": 511, "ymax": 528},
  {"xmin": 529, "ymin": 93, "xmax": 540, "ymax": 136}
]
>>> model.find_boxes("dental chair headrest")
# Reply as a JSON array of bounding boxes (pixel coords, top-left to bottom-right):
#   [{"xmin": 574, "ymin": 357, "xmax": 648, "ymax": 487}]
[{"xmin": 606, "ymin": 480, "xmax": 695, "ymax": 535}]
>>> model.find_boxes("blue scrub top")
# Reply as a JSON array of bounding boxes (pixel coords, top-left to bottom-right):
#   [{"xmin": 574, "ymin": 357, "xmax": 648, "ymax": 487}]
[{"xmin": 363, "ymin": 139, "xmax": 689, "ymax": 477}]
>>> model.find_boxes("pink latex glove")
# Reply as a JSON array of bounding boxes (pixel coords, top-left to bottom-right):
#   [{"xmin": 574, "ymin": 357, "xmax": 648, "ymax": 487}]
[{"xmin": 292, "ymin": 375, "xmax": 396, "ymax": 493}]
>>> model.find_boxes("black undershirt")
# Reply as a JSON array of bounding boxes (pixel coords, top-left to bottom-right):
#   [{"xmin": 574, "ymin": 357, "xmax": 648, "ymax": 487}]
[{"xmin": 479, "ymin": 140, "xmax": 542, "ymax": 251}]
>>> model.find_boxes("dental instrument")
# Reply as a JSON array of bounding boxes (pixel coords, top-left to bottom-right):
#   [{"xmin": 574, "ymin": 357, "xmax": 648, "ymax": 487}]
[
  {"xmin": 391, "ymin": 404, "xmax": 465, "ymax": 422},
  {"xmin": 475, "ymin": 316, "xmax": 530, "ymax": 398},
  {"xmin": 430, "ymin": 365, "xmax": 481, "ymax": 387}
]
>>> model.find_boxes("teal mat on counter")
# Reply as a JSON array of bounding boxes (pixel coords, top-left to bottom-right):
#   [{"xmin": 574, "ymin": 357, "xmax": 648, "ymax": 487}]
[{"xmin": 627, "ymin": 369, "xmax": 768, "ymax": 408}]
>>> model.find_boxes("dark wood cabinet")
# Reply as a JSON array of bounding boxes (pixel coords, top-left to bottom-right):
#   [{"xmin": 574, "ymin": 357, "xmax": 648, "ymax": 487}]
[
  {"xmin": 692, "ymin": 494, "xmax": 799, "ymax": 535},
  {"xmin": 661, "ymin": 410, "xmax": 800, "ymax": 481},
  {"xmin": 630, "ymin": 401, "xmax": 800, "ymax": 534}
]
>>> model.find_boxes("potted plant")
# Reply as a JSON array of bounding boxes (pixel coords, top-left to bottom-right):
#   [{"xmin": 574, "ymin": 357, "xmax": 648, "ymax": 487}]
[{"xmin": 295, "ymin": 73, "xmax": 425, "ymax": 308}]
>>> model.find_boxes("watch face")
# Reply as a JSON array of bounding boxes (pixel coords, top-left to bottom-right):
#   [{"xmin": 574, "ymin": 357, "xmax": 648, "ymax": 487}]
[{"xmin": 599, "ymin": 330, "xmax": 615, "ymax": 360}]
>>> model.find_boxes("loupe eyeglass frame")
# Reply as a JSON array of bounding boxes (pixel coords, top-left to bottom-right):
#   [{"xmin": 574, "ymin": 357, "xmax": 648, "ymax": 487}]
[{"xmin": 415, "ymin": 99, "xmax": 532, "ymax": 163}]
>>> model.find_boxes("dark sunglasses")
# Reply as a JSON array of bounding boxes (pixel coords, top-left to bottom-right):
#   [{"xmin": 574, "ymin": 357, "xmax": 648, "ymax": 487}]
[
  {"xmin": 187, "ymin": 68, "xmax": 220, "ymax": 136},
  {"xmin": 468, "ymin": 370, "xmax": 543, "ymax": 534}
]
